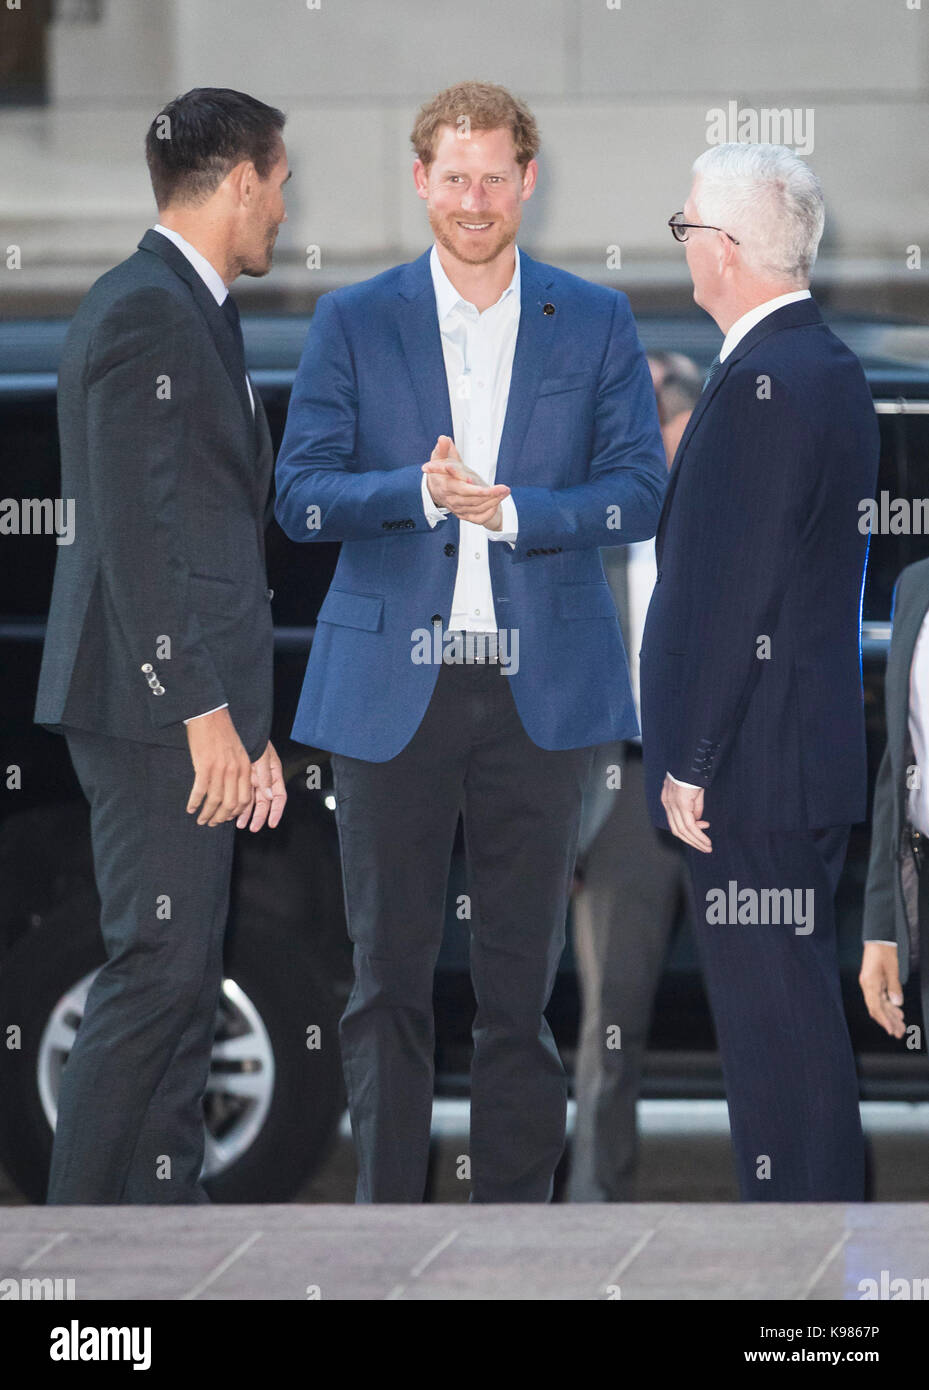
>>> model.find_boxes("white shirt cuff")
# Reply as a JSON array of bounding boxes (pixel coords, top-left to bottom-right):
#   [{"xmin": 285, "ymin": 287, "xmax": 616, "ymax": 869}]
[
  {"xmin": 184, "ymin": 703, "xmax": 229, "ymax": 724},
  {"xmin": 487, "ymin": 493, "xmax": 518, "ymax": 546},
  {"xmin": 668, "ymin": 771, "xmax": 701, "ymax": 790},
  {"xmin": 422, "ymin": 472, "xmax": 449, "ymax": 527}
]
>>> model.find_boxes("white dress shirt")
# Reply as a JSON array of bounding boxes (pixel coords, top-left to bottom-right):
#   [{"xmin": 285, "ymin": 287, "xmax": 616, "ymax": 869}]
[
  {"xmin": 153, "ymin": 223, "xmax": 256, "ymax": 724},
  {"xmin": 422, "ymin": 243, "xmax": 520, "ymax": 633},
  {"xmin": 908, "ymin": 609, "xmax": 929, "ymax": 837},
  {"xmin": 667, "ymin": 288, "xmax": 811, "ymax": 790},
  {"xmin": 626, "ymin": 537, "xmax": 657, "ymax": 729}
]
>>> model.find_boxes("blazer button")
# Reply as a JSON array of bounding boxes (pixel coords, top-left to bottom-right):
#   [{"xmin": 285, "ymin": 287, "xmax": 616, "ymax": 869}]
[
  {"xmin": 655, "ymin": 569, "xmax": 663, "ymax": 583},
  {"xmin": 444, "ymin": 543, "xmax": 456, "ymax": 557},
  {"xmin": 266, "ymin": 588, "xmax": 274, "ymax": 600},
  {"xmin": 430, "ymin": 614, "xmax": 442, "ymax": 625}
]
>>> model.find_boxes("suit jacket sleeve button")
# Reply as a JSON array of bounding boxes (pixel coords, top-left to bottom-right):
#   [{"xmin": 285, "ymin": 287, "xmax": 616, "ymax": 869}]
[{"xmin": 141, "ymin": 663, "xmax": 153, "ymax": 673}]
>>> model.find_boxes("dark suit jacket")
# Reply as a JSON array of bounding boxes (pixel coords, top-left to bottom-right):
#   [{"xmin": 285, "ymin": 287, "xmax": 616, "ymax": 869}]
[
  {"xmin": 35, "ymin": 229, "xmax": 275, "ymax": 761},
  {"xmin": 640, "ymin": 298, "xmax": 879, "ymax": 833},
  {"xmin": 862, "ymin": 560, "xmax": 929, "ymax": 982}
]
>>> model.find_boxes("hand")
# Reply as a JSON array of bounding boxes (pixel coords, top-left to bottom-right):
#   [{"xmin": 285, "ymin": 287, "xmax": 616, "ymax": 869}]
[
  {"xmin": 859, "ymin": 941, "xmax": 905, "ymax": 1038},
  {"xmin": 186, "ymin": 707, "xmax": 253, "ymax": 827},
  {"xmin": 237, "ymin": 740, "xmax": 288, "ymax": 832},
  {"xmin": 661, "ymin": 774, "xmax": 712, "ymax": 852},
  {"xmin": 423, "ymin": 435, "xmax": 508, "ymax": 528}
]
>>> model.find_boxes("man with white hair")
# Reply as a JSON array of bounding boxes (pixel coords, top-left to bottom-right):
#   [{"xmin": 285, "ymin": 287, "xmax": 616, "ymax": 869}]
[{"xmin": 640, "ymin": 143, "xmax": 879, "ymax": 1200}]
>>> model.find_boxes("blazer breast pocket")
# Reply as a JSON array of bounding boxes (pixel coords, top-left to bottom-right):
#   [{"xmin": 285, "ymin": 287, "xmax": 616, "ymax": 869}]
[
  {"xmin": 536, "ymin": 370, "xmax": 595, "ymax": 399},
  {"xmin": 317, "ymin": 588, "xmax": 385, "ymax": 632}
]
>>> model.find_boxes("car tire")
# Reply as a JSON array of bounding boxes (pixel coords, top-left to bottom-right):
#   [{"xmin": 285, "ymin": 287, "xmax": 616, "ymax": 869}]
[{"xmin": 0, "ymin": 904, "xmax": 344, "ymax": 1204}]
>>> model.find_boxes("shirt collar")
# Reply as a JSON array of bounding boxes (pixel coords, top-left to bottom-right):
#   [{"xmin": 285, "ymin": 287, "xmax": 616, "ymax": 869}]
[
  {"xmin": 153, "ymin": 224, "xmax": 228, "ymax": 306},
  {"xmin": 429, "ymin": 242, "xmax": 520, "ymax": 322},
  {"xmin": 719, "ymin": 289, "xmax": 812, "ymax": 362}
]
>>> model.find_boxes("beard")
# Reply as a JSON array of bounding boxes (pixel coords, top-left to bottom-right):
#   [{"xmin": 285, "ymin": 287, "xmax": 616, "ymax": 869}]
[
  {"xmin": 429, "ymin": 207, "xmax": 518, "ymax": 267},
  {"xmin": 239, "ymin": 223, "xmax": 279, "ymax": 279}
]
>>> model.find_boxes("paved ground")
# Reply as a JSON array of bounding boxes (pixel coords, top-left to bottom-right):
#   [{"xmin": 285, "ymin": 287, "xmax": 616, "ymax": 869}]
[
  {"xmin": 2, "ymin": 1100, "xmax": 927, "ymax": 1299},
  {"xmin": 1, "ymin": 1201, "xmax": 927, "ymax": 1300}
]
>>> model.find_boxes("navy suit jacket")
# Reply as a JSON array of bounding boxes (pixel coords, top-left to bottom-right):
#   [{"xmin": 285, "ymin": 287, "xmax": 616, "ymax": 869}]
[
  {"xmin": 640, "ymin": 297, "xmax": 879, "ymax": 833},
  {"xmin": 275, "ymin": 247, "xmax": 666, "ymax": 761}
]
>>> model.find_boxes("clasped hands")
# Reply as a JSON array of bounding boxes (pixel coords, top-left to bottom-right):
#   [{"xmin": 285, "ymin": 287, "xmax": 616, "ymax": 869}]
[
  {"xmin": 422, "ymin": 435, "xmax": 508, "ymax": 531},
  {"xmin": 186, "ymin": 708, "xmax": 287, "ymax": 831}
]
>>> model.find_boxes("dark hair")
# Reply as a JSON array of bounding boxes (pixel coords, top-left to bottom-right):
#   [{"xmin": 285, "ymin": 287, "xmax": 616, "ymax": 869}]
[{"xmin": 145, "ymin": 87, "xmax": 286, "ymax": 209}]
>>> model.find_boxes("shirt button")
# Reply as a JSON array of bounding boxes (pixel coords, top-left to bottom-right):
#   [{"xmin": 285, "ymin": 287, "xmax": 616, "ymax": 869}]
[{"xmin": 474, "ymin": 552, "xmax": 481, "ymax": 559}]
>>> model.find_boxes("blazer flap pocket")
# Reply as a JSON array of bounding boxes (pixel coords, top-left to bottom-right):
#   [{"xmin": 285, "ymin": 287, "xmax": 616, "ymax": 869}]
[
  {"xmin": 317, "ymin": 588, "xmax": 384, "ymax": 632},
  {"xmin": 187, "ymin": 572, "xmax": 239, "ymax": 616},
  {"xmin": 537, "ymin": 371, "xmax": 594, "ymax": 398},
  {"xmin": 558, "ymin": 583, "xmax": 618, "ymax": 621}
]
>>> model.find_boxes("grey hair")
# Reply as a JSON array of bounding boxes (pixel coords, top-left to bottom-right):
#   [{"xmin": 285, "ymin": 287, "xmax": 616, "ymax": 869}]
[{"xmin": 692, "ymin": 143, "xmax": 824, "ymax": 283}]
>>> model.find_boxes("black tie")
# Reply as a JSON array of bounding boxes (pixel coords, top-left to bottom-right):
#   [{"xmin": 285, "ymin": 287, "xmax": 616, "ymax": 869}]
[
  {"xmin": 222, "ymin": 292, "xmax": 246, "ymax": 375},
  {"xmin": 702, "ymin": 353, "xmax": 722, "ymax": 392}
]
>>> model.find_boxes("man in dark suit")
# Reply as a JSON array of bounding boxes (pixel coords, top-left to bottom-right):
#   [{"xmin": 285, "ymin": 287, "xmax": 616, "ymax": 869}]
[
  {"xmin": 640, "ymin": 142, "xmax": 879, "ymax": 1201},
  {"xmin": 275, "ymin": 81, "xmax": 666, "ymax": 1203},
  {"xmin": 34, "ymin": 88, "xmax": 290, "ymax": 1203},
  {"xmin": 860, "ymin": 560, "xmax": 929, "ymax": 1047}
]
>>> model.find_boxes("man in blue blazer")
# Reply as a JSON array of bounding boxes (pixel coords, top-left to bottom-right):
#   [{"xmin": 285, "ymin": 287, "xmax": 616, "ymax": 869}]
[
  {"xmin": 276, "ymin": 81, "xmax": 666, "ymax": 1202},
  {"xmin": 641, "ymin": 143, "xmax": 879, "ymax": 1201}
]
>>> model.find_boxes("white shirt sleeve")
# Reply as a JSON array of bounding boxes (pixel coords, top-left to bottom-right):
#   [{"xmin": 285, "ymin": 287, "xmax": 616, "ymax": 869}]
[
  {"xmin": 184, "ymin": 703, "xmax": 229, "ymax": 724},
  {"xmin": 668, "ymin": 771, "xmax": 701, "ymax": 790},
  {"xmin": 487, "ymin": 493, "xmax": 518, "ymax": 548}
]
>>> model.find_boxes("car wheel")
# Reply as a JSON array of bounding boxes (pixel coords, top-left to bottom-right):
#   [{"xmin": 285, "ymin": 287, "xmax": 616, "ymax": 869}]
[{"xmin": 0, "ymin": 909, "xmax": 344, "ymax": 1203}]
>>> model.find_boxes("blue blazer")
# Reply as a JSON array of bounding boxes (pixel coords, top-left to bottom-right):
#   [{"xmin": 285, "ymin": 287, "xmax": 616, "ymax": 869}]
[
  {"xmin": 275, "ymin": 247, "xmax": 666, "ymax": 761},
  {"xmin": 640, "ymin": 298, "xmax": 880, "ymax": 833}
]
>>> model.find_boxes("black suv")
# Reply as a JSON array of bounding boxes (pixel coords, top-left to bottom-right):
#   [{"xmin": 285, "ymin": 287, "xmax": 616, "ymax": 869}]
[{"xmin": 1, "ymin": 308, "xmax": 928, "ymax": 1202}]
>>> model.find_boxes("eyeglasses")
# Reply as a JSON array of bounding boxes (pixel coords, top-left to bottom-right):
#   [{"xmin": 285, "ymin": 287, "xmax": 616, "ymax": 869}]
[{"xmin": 668, "ymin": 212, "xmax": 740, "ymax": 245}]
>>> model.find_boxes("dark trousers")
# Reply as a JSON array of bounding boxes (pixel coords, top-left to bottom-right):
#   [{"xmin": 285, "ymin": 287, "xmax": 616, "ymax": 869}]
[
  {"xmin": 685, "ymin": 824, "xmax": 865, "ymax": 1202},
  {"xmin": 331, "ymin": 658, "xmax": 594, "ymax": 1203},
  {"xmin": 47, "ymin": 729, "xmax": 234, "ymax": 1204},
  {"xmin": 570, "ymin": 747, "xmax": 690, "ymax": 1201}
]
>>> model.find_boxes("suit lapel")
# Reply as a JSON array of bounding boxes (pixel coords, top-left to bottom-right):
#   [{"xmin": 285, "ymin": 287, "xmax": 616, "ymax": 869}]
[
  {"xmin": 655, "ymin": 298, "xmax": 826, "ymax": 560},
  {"xmin": 397, "ymin": 249, "xmax": 456, "ymax": 448},
  {"xmin": 495, "ymin": 251, "xmax": 557, "ymax": 484},
  {"xmin": 137, "ymin": 229, "xmax": 255, "ymax": 441}
]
